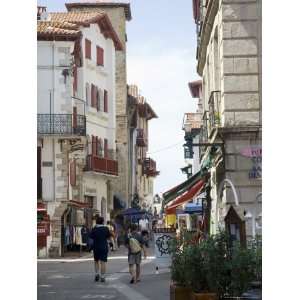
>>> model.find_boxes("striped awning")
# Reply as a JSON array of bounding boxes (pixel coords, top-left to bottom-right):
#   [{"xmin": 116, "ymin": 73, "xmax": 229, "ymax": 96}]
[{"xmin": 165, "ymin": 179, "xmax": 206, "ymax": 214}]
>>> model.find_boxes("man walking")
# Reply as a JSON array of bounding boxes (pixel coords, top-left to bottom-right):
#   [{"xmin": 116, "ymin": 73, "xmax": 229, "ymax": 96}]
[
  {"xmin": 89, "ymin": 216, "xmax": 112, "ymax": 282},
  {"xmin": 125, "ymin": 224, "xmax": 147, "ymax": 284}
]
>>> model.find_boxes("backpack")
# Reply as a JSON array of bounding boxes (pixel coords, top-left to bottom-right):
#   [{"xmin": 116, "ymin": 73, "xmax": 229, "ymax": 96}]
[{"xmin": 129, "ymin": 237, "xmax": 142, "ymax": 254}]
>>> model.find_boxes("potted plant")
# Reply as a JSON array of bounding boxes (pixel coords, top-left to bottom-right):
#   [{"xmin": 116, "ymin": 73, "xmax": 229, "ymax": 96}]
[
  {"xmin": 169, "ymin": 232, "xmax": 193, "ymax": 300},
  {"xmin": 187, "ymin": 232, "xmax": 230, "ymax": 300}
]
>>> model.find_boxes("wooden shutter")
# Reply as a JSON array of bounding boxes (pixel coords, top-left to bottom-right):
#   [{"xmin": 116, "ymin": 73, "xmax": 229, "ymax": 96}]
[
  {"xmin": 92, "ymin": 135, "xmax": 97, "ymax": 156},
  {"xmin": 70, "ymin": 160, "xmax": 76, "ymax": 187},
  {"xmin": 85, "ymin": 39, "xmax": 91, "ymax": 59},
  {"xmin": 99, "ymin": 138, "xmax": 103, "ymax": 157},
  {"xmin": 91, "ymin": 84, "xmax": 94, "ymax": 108},
  {"xmin": 96, "ymin": 46, "xmax": 104, "ymax": 66},
  {"xmin": 95, "ymin": 136, "xmax": 99, "ymax": 156},
  {"xmin": 73, "ymin": 65, "xmax": 77, "ymax": 95},
  {"xmin": 86, "ymin": 83, "xmax": 90, "ymax": 106},
  {"xmin": 104, "ymin": 138, "xmax": 108, "ymax": 158},
  {"xmin": 104, "ymin": 90, "xmax": 108, "ymax": 113},
  {"xmin": 72, "ymin": 106, "xmax": 77, "ymax": 129},
  {"xmin": 96, "ymin": 88, "xmax": 100, "ymax": 111}
]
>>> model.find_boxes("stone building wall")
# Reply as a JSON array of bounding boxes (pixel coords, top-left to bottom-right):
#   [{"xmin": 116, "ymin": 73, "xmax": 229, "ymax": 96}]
[{"xmin": 198, "ymin": 0, "xmax": 262, "ymax": 237}]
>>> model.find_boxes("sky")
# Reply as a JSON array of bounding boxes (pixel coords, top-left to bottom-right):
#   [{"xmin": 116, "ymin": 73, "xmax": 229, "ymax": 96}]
[{"xmin": 37, "ymin": 0, "xmax": 200, "ymax": 195}]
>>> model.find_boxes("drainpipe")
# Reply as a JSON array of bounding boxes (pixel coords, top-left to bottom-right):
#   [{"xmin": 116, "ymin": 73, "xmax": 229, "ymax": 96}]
[{"xmin": 52, "ymin": 41, "xmax": 56, "ymax": 203}]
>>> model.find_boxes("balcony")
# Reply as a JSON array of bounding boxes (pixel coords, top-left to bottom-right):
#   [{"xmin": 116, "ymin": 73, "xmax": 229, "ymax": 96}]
[
  {"xmin": 136, "ymin": 128, "xmax": 147, "ymax": 147},
  {"xmin": 85, "ymin": 155, "xmax": 118, "ymax": 176},
  {"xmin": 208, "ymin": 91, "xmax": 221, "ymax": 130},
  {"xmin": 143, "ymin": 158, "xmax": 160, "ymax": 177},
  {"xmin": 37, "ymin": 114, "xmax": 86, "ymax": 136}
]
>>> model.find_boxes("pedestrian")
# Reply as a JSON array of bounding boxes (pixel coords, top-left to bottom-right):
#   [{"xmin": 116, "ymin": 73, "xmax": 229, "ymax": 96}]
[
  {"xmin": 107, "ymin": 221, "xmax": 115, "ymax": 251},
  {"xmin": 125, "ymin": 223, "xmax": 147, "ymax": 284},
  {"xmin": 139, "ymin": 214, "xmax": 150, "ymax": 247},
  {"xmin": 89, "ymin": 216, "xmax": 112, "ymax": 282}
]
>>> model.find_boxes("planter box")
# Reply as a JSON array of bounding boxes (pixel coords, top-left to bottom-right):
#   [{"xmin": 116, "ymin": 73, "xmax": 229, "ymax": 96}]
[
  {"xmin": 193, "ymin": 292, "xmax": 218, "ymax": 300},
  {"xmin": 170, "ymin": 284, "xmax": 192, "ymax": 300}
]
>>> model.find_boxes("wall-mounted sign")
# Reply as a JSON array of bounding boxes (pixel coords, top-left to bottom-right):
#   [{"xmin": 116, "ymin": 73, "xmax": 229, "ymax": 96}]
[
  {"xmin": 240, "ymin": 146, "xmax": 262, "ymax": 158},
  {"xmin": 240, "ymin": 146, "xmax": 262, "ymax": 179}
]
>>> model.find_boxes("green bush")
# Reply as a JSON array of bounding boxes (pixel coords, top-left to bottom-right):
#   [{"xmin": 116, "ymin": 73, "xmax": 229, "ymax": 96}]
[{"xmin": 169, "ymin": 230, "xmax": 262, "ymax": 298}]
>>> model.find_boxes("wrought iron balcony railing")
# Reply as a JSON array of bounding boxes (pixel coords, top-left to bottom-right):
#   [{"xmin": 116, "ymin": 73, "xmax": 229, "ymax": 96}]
[
  {"xmin": 37, "ymin": 114, "xmax": 86, "ymax": 136},
  {"xmin": 136, "ymin": 128, "xmax": 148, "ymax": 147},
  {"xmin": 143, "ymin": 158, "xmax": 160, "ymax": 177},
  {"xmin": 85, "ymin": 155, "xmax": 118, "ymax": 176},
  {"xmin": 208, "ymin": 90, "xmax": 221, "ymax": 130}
]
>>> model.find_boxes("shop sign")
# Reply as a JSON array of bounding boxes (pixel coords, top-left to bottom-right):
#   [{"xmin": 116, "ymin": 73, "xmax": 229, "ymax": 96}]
[
  {"xmin": 153, "ymin": 228, "xmax": 176, "ymax": 268},
  {"xmin": 240, "ymin": 146, "xmax": 262, "ymax": 179},
  {"xmin": 37, "ymin": 221, "xmax": 50, "ymax": 237}
]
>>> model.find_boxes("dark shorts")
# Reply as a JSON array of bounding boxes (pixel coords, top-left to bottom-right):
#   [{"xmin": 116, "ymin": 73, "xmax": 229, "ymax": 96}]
[
  {"xmin": 93, "ymin": 249, "xmax": 108, "ymax": 262},
  {"xmin": 128, "ymin": 252, "xmax": 142, "ymax": 265}
]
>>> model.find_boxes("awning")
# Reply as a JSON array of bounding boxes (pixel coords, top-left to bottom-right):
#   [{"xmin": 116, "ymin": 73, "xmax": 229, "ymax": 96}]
[
  {"xmin": 184, "ymin": 203, "xmax": 202, "ymax": 213},
  {"xmin": 165, "ymin": 179, "xmax": 206, "ymax": 214},
  {"xmin": 68, "ymin": 200, "xmax": 91, "ymax": 209}
]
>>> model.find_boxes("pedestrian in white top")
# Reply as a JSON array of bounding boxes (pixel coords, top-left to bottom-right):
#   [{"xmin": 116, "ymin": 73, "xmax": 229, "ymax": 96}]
[{"xmin": 139, "ymin": 215, "xmax": 150, "ymax": 247}]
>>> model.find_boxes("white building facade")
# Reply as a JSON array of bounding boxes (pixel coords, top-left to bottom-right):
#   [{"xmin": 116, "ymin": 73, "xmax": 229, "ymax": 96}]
[{"xmin": 37, "ymin": 9, "xmax": 122, "ymax": 257}]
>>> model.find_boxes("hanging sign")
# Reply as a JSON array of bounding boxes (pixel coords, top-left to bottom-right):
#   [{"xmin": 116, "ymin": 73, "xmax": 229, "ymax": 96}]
[{"xmin": 153, "ymin": 228, "xmax": 176, "ymax": 269}]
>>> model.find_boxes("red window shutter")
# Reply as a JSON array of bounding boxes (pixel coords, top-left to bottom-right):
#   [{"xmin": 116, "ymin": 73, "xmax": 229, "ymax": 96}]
[
  {"xmin": 73, "ymin": 65, "xmax": 77, "ymax": 95},
  {"xmin": 92, "ymin": 135, "xmax": 97, "ymax": 156},
  {"xmin": 96, "ymin": 46, "xmax": 104, "ymax": 66},
  {"xmin": 99, "ymin": 138, "xmax": 103, "ymax": 157},
  {"xmin": 95, "ymin": 136, "xmax": 99, "ymax": 156},
  {"xmin": 91, "ymin": 84, "xmax": 94, "ymax": 108},
  {"xmin": 72, "ymin": 106, "xmax": 77, "ymax": 129},
  {"xmin": 96, "ymin": 88, "xmax": 100, "ymax": 111},
  {"xmin": 104, "ymin": 138, "xmax": 108, "ymax": 158},
  {"xmin": 104, "ymin": 90, "xmax": 108, "ymax": 113},
  {"xmin": 85, "ymin": 39, "xmax": 91, "ymax": 59},
  {"xmin": 70, "ymin": 160, "xmax": 76, "ymax": 186}
]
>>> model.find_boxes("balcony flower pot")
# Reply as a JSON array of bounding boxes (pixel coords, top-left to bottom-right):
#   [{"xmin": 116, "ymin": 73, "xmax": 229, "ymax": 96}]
[
  {"xmin": 192, "ymin": 292, "xmax": 218, "ymax": 300},
  {"xmin": 170, "ymin": 283, "xmax": 192, "ymax": 300}
]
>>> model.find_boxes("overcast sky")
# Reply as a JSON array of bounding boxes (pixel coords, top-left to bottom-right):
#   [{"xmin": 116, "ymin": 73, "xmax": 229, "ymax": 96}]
[{"xmin": 37, "ymin": 0, "xmax": 200, "ymax": 195}]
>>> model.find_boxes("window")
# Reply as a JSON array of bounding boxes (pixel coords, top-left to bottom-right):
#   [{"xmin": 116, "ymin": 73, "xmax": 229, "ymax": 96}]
[
  {"xmin": 91, "ymin": 84, "xmax": 98, "ymax": 109},
  {"xmin": 96, "ymin": 88, "xmax": 100, "ymax": 111},
  {"xmin": 104, "ymin": 138, "xmax": 108, "ymax": 158},
  {"xmin": 96, "ymin": 46, "xmax": 104, "ymax": 66},
  {"xmin": 104, "ymin": 90, "xmax": 108, "ymax": 113},
  {"xmin": 85, "ymin": 39, "xmax": 91, "ymax": 59},
  {"xmin": 86, "ymin": 83, "xmax": 90, "ymax": 106},
  {"xmin": 98, "ymin": 138, "xmax": 103, "ymax": 157}
]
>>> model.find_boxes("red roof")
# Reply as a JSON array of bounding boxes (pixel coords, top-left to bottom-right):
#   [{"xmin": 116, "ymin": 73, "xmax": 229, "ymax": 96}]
[{"xmin": 65, "ymin": 1, "xmax": 132, "ymax": 21}]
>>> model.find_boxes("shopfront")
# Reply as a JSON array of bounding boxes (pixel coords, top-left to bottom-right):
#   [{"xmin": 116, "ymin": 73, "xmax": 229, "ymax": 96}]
[{"xmin": 61, "ymin": 200, "xmax": 97, "ymax": 257}]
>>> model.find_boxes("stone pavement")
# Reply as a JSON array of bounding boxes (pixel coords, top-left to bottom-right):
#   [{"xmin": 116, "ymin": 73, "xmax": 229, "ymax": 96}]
[{"xmin": 38, "ymin": 243, "xmax": 170, "ymax": 300}]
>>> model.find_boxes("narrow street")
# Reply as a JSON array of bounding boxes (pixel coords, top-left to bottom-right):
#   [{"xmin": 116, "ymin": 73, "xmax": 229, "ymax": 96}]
[{"xmin": 38, "ymin": 243, "xmax": 170, "ymax": 300}]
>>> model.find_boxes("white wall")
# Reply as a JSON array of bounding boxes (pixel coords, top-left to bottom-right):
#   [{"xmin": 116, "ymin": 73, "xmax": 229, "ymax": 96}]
[
  {"xmin": 80, "ymin": 24, "xmax": 116, "ymax": 151},
  {"xmin": 37, "ymin": 41, "xmax": 74, "ymax": 115}
]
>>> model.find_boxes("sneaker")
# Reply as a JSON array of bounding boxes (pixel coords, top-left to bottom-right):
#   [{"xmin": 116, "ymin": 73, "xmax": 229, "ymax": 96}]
[
  {"xmin": 100, "ymin": 277, "xmax": 105, "ymax": 283},
  {"xmin": 95, "ymin": 274, "xmax": 100, "ymax": 282},
  {"xmin": 130, "ymin": 278, "xmax": 135, "ymax": 284}
]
